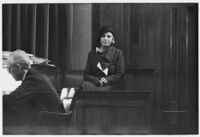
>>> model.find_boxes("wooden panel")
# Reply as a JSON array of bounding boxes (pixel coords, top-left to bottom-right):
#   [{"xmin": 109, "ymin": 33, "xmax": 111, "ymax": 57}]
[
  {"xmin": 110, "ymin": 101, "xmax": 152, "ymax": 134},
  {"xmin": 75, "ymin": 100, "xmax": 110, "ymax": 134},
  {"xmin": 161, "ymin": 5, "xmax": 171, "ymax": 110},
  {"xmin": 124, "ymin": 74, "xmax": 153, "ymax": 90},
  {"xmin": 122, "ymin": 4, "xmax": 132, "ymax": 69},
  {"xmin": 161, "ymin": 5, "xmax": 185, "ymax": 132},
  {"xmin": 177, "ymin": 7, "xmax": 187, "ymax": 110},
  {"xmin": 162, "ymin": 6, "xmax": 181, "ymax": 110},
  {"xmin": 74, "ymin": 90, "xmax": 152, "ymax": 134},
  {"xmin": 130, "ymin": 5, "xmax": 162, "ymax": 69},
  {"xmin": 130, "ymin": 5, "xmax": 140, "ymax": 69},
  {"xmin": 171, "ymin": 7, "xmax": 178, "ymax": 104},
  {"xmin": 186, "ymin": 5, "xmax": 198, "ymax": 133},
  {"xmin": 130, "ymin": 5, "xmax": 163, "ymax": 133},
  {"xmin": 161, "ymin": 4, "xmax": 198, "ymax": 134},
  {"xmin": 161, "ymin": 111, "xmax": 187, "ymax": 134}
]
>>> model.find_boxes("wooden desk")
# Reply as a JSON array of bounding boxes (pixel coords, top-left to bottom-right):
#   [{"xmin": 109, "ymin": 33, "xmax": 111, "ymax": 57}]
[{"xmin": 73, "ymin": 90, "xmax": 152, "ymax": 134}]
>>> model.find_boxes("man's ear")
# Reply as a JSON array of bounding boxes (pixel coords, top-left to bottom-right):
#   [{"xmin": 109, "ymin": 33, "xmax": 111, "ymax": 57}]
[{"xmin": 15, "ymin": 64, "xmax": 22, "ymax": 71}]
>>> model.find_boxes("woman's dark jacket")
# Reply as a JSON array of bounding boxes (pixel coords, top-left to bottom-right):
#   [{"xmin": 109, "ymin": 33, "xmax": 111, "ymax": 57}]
[{"xmin": 84, "ymin": 46, "xmax": 125, "ymax": 86}]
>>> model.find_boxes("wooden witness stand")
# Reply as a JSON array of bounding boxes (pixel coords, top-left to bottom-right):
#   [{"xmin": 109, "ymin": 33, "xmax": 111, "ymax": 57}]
[{"xmin": 71, "ymin": 89, "xmax": 152, "ymax": 134}]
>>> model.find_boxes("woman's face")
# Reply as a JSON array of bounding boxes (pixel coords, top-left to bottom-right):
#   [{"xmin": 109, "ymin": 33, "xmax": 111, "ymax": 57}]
[{"xmin": 100, "ymin": 32, "xmax": 114, "ymax": 47}]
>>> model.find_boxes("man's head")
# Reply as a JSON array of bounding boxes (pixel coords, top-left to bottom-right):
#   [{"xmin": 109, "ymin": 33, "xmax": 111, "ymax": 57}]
[{"xmin": 7, "ymin": 50, "xmax": 31, "ymax": 81}]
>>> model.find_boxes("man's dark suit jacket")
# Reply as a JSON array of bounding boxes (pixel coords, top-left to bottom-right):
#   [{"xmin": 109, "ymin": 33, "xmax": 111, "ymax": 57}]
[{"xmin": 3, "ymin": 68, "xmax": 64, "ymax": 125}]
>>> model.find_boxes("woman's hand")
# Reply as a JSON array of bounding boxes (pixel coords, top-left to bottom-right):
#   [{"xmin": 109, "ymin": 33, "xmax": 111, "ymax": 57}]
[
  {"xmin": 91, "ymin": 77, "xmax": 108, "ymax": 87},
  {"xmin": 92, "ymin": 78, "xmax": 102, "ymax": 87},
  {"xmin": 100, "ymin": 77, "xmax": 108, "ymax": 86}
]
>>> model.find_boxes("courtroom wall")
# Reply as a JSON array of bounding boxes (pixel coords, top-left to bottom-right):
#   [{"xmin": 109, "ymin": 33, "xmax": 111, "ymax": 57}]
[{"xmin": 72, "ymin": 4, "xmax": 92, "ymax": 70}]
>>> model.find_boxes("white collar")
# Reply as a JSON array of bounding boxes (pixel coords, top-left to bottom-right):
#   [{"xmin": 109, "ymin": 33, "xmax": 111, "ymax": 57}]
[
  {"xmin": 22, "ymin": 70, "xmax": 28, "ymax": 81},
  {"xmin": 96, "ymin": 47, "xmax": 103, "ymax": 53}
]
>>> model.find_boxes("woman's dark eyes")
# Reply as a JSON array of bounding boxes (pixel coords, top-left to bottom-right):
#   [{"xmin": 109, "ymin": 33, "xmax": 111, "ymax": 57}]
[{"xmin": 102, "ymin": 35, "xmax": 111, "ymax": 38}]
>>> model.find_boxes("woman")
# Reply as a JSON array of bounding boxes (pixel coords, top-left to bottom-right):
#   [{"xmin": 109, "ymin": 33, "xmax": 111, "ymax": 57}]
[{"xmin": 81, "ymin": 26, "xmax": 125, "ymax": 91}]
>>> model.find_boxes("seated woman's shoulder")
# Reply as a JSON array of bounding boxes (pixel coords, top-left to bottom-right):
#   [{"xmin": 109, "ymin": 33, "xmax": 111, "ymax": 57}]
[
  {"xmin": 88, "ymin": 50, "xmax": 97, "ymax": 55},
  {"xmin": 113, "ymin": 47, "xmax": 123, "ymax": 53}
]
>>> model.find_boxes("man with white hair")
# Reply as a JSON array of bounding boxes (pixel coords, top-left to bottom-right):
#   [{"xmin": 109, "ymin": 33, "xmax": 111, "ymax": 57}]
[{"xmin": 3, "ymin": 50, "xmax": 64, "ymax": 126}]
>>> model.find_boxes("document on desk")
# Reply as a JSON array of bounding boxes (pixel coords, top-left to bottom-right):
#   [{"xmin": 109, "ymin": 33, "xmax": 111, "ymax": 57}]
[
  {"xmin": 2, "ymin": 90, "xmax": 13, "ymax": 95},
  {"xmin": 0, "ymin": 68, "xmax": 21, "ymax": 93},
  {"xmin": 60, "ymin": 88, "xmax": 76, "ymax": 112}
]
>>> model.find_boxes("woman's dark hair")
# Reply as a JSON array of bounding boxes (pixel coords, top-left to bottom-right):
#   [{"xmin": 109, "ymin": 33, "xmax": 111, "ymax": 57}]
[{"xmin": 96, "ymin": 26, "xmax": 115, "ymax": 47}]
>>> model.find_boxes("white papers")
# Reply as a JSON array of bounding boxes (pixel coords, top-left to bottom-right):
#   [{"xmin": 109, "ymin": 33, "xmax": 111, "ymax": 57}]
[
  {"xmin": 60, "ymin": 88, "xmax": 76, "ymax": 112},
  {"xmin": 60, "ymin": 88, "xmax": 68, "ymax": 101},
  {"xmin": 68, "ymin": 88, "xmax": 75, "ymax": 97},
  {"xmin": 62, "ymin": 99, "xmax": 72, "ymax": 112},
  {"xmin": 0, "ymin": 68, "xmax": 21, "ymax": 92}
]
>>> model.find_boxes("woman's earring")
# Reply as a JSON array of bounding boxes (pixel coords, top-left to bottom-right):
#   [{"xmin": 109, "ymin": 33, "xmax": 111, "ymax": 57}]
[{"xmin": 112, "ymin": 40, "xmax": 115, "ymax": 44}]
